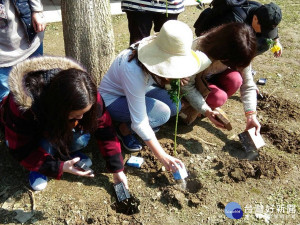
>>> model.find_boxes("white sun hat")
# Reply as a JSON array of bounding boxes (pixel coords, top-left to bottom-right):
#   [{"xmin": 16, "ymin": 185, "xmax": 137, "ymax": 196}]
[{"xmin": 138, "ymin": 20, "xmax": 208, "ymax": 79}]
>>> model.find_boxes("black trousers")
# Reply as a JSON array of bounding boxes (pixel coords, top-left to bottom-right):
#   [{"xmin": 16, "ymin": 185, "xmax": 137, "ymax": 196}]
[{"xmin": 125, "ymin": 11, "xmax": 179, "ymax": 45}]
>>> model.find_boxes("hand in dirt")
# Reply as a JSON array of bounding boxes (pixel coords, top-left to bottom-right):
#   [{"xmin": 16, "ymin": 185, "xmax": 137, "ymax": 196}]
[
  {"xmin": 205, "ymin": 109, "xmax": 225, "ymax": 129},
  {"xmin": 245, "ymin": 114, "xmax": 261, "ymax": 135},
  {"xmin": 32, "ymin": 12, "xmax": 46, "ymax": 32},
  {"xmin": 160, "ymin": 154, "xmax": 184, "ymax": 173},
  {"xmin": 113, "ymin": 171, "xmax": 129, "ymax": 189},
  {"xmin": 63, "ymin": 157, "xmax": 94, "ymax": 177},
  {"xmin": 180, "ymin": 77, "xmax": 190, "ymax": 86}
]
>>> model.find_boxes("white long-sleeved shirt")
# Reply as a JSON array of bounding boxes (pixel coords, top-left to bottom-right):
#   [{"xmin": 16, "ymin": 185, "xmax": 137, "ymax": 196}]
[{"xmin": 99, "ymin": 49, "xmax": 156, "ymax": 141}]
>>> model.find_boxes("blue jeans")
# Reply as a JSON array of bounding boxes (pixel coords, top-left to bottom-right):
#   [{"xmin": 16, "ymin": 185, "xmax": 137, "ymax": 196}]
[
  {"xmin": 0, "ymin": 43, "xmax": 43, "ymax": 102},
  {"xmin": 39, "ymin": 131, "xmax": 91, "ymax": 156},
  {"xmin": 107, "ymin": 85, "xmax": 181, "ymax": 129}
]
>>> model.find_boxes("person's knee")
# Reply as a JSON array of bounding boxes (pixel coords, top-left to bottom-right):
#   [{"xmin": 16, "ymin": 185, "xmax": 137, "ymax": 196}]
[
  {"xmin": 224, "ymin": 70, "xmax": 242, "ymax": 91},
  {"xmin": 161, "ymin": 106, "xmax": 172, "ymax": 123},
  {"xmin": 208, "ymin": 96, "xmax": 227, "ymax": 109},
  {"xmin": 206, "ymin": 89, "xmax": 228, "ymax": 109},
  {"xmin": 155, "ymin": 105, "xmax": 171, "ymax": 126}
]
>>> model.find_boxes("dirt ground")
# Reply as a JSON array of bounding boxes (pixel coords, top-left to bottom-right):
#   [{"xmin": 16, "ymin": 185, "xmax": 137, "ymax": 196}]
[{"xmin": 1, "ymin": 0, "xmax": 300, "ymax": 224}]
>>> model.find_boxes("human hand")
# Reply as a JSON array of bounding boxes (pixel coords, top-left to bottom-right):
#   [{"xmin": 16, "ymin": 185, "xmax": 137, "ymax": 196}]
[
  {"xmin": 205, "ymin": 109, "xmax": 225, "ymax": 129},
  {"xmin": 180, "ymin": 77, "xmax": 190, "ymax": 86},
  {"xmin": 63, "ymin": 157, "xmax": 94, "ymax": 177},
  {"xmin": 113, "ymin": 171, "xmax": 129, "ymax": 189},
  {"xmin": 158, "ymin": 153, "xmax": 184, "ymax": 173},
  {"xmin": 32, "ymin": 12, "xmax": 46, "ymax": 32},
  {"xmin": 245, "ymin": 114, "xmax": 261, "ymax": 135}
]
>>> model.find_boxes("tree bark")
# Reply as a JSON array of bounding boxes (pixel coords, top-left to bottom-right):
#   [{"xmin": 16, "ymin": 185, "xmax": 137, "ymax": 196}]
[{"xmin": 61, "ymin": 0, "xmax": 114, "ymax": 85}]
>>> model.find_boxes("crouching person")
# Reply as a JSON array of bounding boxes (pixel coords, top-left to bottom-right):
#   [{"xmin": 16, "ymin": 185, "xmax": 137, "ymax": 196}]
[
  {"xmin": 181, "ymin": 23, "xmax": 261, "ymax": 134},
  {"xmin": 0, "ymin": 57, "xmax": 128, "ymax": 191}
]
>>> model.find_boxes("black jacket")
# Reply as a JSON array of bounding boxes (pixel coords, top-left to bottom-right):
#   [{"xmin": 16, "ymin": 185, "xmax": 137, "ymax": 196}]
[{"xmin": 194, "ymin": 1, "xmax": 271, "ymax": 55}]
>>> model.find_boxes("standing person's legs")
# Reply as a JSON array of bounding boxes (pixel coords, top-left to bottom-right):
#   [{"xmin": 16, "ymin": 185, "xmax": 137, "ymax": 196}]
[
  {"xmin": 205, "ymin": 69, "xmax": 242, "ymax": 109},
  {"xmin": 125, "ymin": 11, "xmax": 154, "ymax": 45},
  {"xmin": 0, "ymin": 67, "xmax": 12, "ymax": 102},
  {"xmin": 153, "ymin": 13, "xmax": 179, "ymax": 32}
]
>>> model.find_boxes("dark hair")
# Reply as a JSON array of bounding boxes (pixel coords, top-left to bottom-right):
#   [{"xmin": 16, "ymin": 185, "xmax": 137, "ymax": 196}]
[
  {"xmin": 197, "ymin": 22, "xmax": 256, "ymax": 69},
  {"xmin": 25, "ymin": 68, "xmax": 98, "ymax": 157}
]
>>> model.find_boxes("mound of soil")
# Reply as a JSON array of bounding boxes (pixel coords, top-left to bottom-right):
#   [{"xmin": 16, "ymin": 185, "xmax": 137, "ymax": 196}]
[
  {"xmin": 257, "ymin": 94, "xmax": 299, "ymax": 121},
  {"xmin": 258, "ymin": 94, "xmax": 300, "ymax": 154},
  {"xmin": 261, "ymin": 123, "xmax": 300, "ymax": 153},
  {"xmin": 111, "ymin": 193, "xmax": 140, "ymax": 215},
  {"xmin": 213, "ymin": 151, "xmax": 290, "ymax": 182}
]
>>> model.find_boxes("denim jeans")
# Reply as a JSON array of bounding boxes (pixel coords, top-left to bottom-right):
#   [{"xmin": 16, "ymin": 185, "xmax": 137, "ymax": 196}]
[
  {"xmin": 0, "ymin": 43, "xmax": 43, "ymax": 102},
  {"xmin": 107, "ymin": 85, "xmax": 181, "ymax": 129},
  {"xmin": 39, "ymin": 131, "xmax": 91, "ymax": 156}
]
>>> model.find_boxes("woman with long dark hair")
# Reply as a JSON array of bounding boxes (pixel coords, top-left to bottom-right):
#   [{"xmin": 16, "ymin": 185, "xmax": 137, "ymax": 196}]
[
  {"xmin": 181, "ymin": 22, "xmax": 261, "ymax": 135},
  {"xmin": 0, "ymin": 56, "xmax": 127, "ymax": 191}
]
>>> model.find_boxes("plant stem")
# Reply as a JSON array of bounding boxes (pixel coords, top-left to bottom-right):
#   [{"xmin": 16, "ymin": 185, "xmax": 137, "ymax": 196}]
[{"xmin": 174, "ymin": 79, "xmax": 180, "ymax": 155}]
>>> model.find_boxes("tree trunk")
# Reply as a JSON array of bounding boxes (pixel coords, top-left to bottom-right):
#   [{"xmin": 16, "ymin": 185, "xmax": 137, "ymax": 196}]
[{"xmin": 61, "ymin": 0, "xmax": 114, "ymax": 85}]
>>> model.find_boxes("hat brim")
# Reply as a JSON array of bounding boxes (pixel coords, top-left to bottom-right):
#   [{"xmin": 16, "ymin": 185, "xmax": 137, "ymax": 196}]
[
  {"xmin": 138, "ymin": 37, "xmax": 201, "ymax": 79},
  {"xmin": 261, "ymin": 26, "xmax": 278, "ymax": 39}
]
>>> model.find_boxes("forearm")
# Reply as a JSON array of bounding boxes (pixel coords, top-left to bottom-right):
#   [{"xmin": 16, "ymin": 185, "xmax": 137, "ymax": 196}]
[
  {"xmin": 144, "ymin": 138, "xmax": 167, "ymax": 161},
  {"xmin": 183, "ymin": 86, "xmax": 211, "ymax": 115},
  {"xmin": 240, "ymin": 65, "xmax": 257, "ymax": 112}
]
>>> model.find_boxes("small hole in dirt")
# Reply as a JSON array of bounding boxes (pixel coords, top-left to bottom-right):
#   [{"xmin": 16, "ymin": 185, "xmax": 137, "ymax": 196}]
[
  {"xmin": 86, "ymin": 218, "xmax": 95, "ymax": 224},
  {"xmin": 111, "ymin": 194, "xmax": 140, "ymax": 215},
  {"xmin": 186, "ymin": 179, "xmax": 202, "ymax": 193}
]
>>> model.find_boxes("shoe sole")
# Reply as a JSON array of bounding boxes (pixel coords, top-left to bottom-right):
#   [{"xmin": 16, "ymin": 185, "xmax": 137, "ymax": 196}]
[{"xmin": 116, "ymin": 133, "xmax": 142, "ymax": 152}]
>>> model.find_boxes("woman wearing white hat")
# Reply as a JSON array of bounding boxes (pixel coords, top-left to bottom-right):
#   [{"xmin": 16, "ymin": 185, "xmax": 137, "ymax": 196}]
[{"xmin": 99, "ymin": 20, "xmax": 210, "ymax": 173}]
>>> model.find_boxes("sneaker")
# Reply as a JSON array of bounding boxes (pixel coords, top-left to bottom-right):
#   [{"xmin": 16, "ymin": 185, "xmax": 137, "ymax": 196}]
[
  {"xmin": 70, "ymin": 151, "xmax": 92, "ymax": 167},
  {"xmin": 116, "ymin": 133, "xmax": 142, "ymax": 152},
  {"xmin": 29, "ymin": 171, "xmax": 48, "ymax": 191}
]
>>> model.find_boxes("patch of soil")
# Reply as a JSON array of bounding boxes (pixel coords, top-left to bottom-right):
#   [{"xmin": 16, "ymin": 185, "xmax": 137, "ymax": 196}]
[
  {"xmin": 257, "ymin": 94, "xmax": 299, "ymax": 121},
  {"xmin": 257, "ymin": 94, "xmax": 300, "ymax": 154},
  {"xmin": 160, "ymin": 177, "xmax": 205, "ymax": 209},
  {"xmin": 131, "ymin": 142, "xmax": 206, "ymax": 209},
  {"xmin": 135, "ymin": 142, "xmax": 191, "ymax": 187},
  {"xmin": 213, "ymin": 151, "xmax": 290, "ymax": 182},
  {"xmin": 261, "ymin": 123, "xmax": 300, "ymax": 154},
  {"xmin": 111, "ymin": 193, "xmax": 140, "ymax": 215}
]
